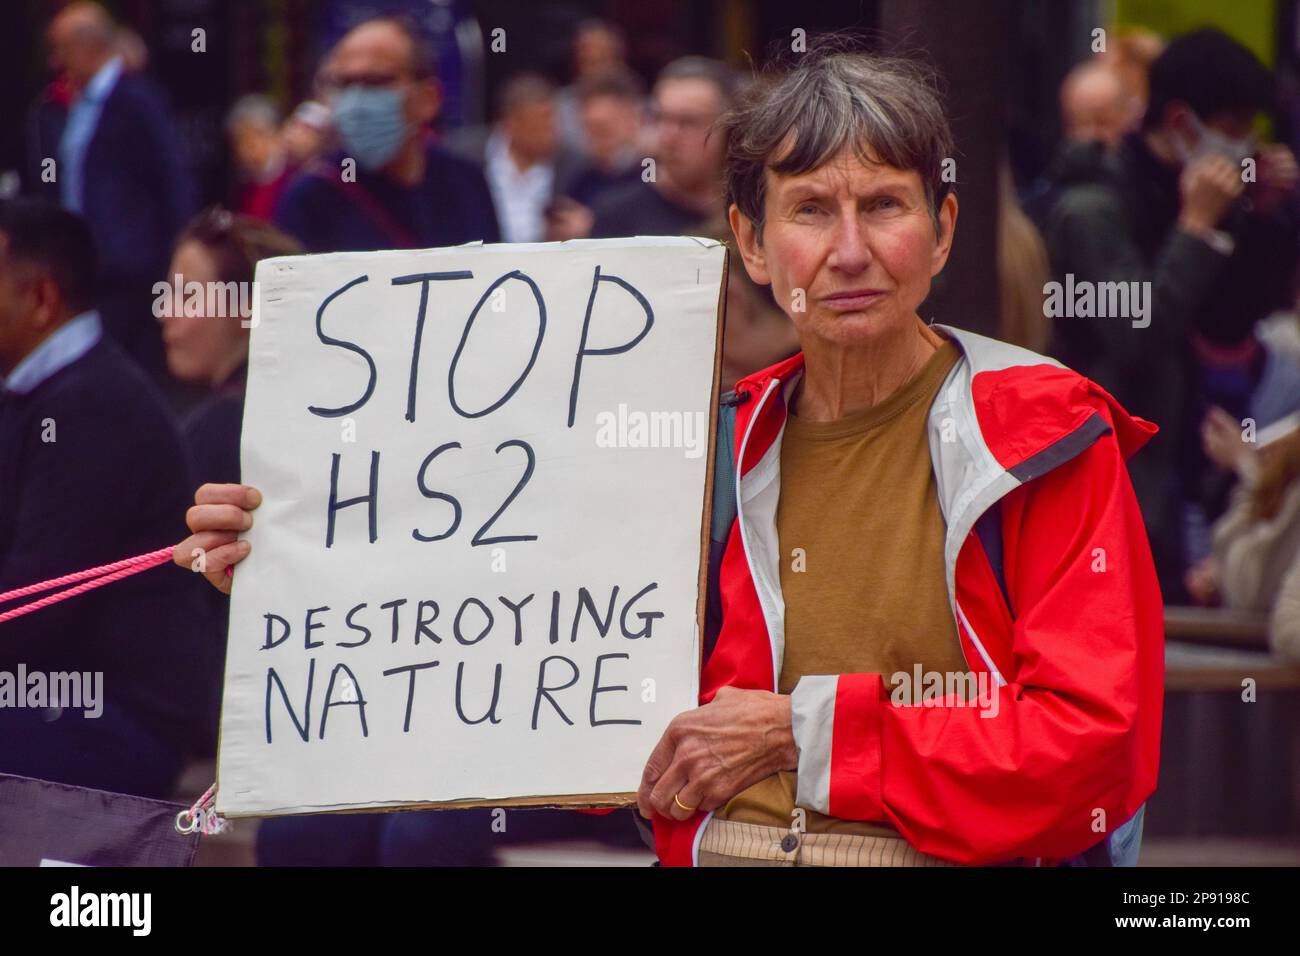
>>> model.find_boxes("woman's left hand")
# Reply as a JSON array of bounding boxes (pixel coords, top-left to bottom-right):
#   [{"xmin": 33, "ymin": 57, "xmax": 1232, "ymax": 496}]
[{"xmin": 637, "ymin": 686, "xmax": 798, "ymax": 821}]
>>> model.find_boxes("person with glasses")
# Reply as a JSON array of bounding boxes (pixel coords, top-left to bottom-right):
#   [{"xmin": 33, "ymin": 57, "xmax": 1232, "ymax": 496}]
[
  {"xmin": 273, "ymin": 16, "xmax": 499, "ymax": 254},
  {"xmin": 589, "ymin": 57, "xmax": 738, "ymax": 240}
]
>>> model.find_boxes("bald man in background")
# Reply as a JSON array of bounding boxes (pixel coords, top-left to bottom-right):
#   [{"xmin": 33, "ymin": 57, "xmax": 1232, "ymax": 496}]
[
  {"xmin": 1023, "ymin": 58, "xmax": 1135, "ymax": 231},
  {"xmin": 1060, "ymin": 59, "xmax": 1130, "ymax": 152},
  {"xmin": 29, "ymin": 2, "xmax": 196, "ymax": 388}
]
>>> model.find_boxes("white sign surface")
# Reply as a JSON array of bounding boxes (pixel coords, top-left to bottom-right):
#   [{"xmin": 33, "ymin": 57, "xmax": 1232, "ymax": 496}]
[{"xmin": 215, "ymin": 237, "xmax": 725, "ymax": 816}]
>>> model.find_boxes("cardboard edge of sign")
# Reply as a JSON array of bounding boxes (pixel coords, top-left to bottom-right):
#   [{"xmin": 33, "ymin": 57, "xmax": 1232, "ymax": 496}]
[{"xmin": 215, "ymin": 241, "xmax": 731, "ymax": 818}]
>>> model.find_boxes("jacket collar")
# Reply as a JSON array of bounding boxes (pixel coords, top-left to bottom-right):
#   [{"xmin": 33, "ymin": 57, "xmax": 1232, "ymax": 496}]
[
  {"xmin": 732, "ymin": 322, "xmax": 1156, "ymax": 473},
  {"xmin": 3, "ymin": 310, "xmax": 103, "ymax": 396}
]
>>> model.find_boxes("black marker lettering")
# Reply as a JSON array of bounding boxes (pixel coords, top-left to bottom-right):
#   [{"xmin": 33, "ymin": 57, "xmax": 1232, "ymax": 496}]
[
  {"xmin": 448, "ymin": 271, "xmax": 546, "ymax": 418},
  {"xmin": 568, "ymin": 266, "xmax": 654, "ymax": 427},
  {"xmin": 453, "ymin": 597, "xmax": 494, "ymax": 646},
  {"xmin": 265, "ymin": 658, "xmax": 314, "ymax": 744},
  {"xmin": 531, "ymin": 655, "xmax": 580, "ymax": 729},
  {"xmin": 339, "ymin": 603, "xmax": 371, "ymax": 648},
  {"xmin": 308, "ymin": 275, "xmax": 375, "ymax": 417},
  {"xmin": 415, "ymin": 600, "xmax": 441, "ymax": 644},
  {"xmin": 261, "ymin": 612, "xmax": 290, "ymax": 650},
  {"xmin": 455, "ymin": 661, "xmax": 503, "ymax": 725},
  {"xmin": 304, "ymin": 606, "xmax": 329, "ymax": 649},
  {"xmin": 498, "ymin": 593, "xmax": 534, "ymax": 646},
  {"xmin": 319, "ymin": 663, "xmax": 368, "ymax": 740},
  {"xmin": 413, "ymin": 442, "xmax": 462, "ymax": 542},
  {"xmin": 391, "ymin": 270, "xmax": 474, "ymax": 423},
  {"xmin": 326, "ymin": 450, "xmax": 379, "ymax": 547},
  {"xmin": 382, "ymin": 659, "xmax": 441, "ymax": 733},
  {"xmin": 590, "ymin": 653, "xmax": 640, "ymax": 727},
  {"xmin": 620, "ymin": 582, "xmax": 663, "ymax": 638},
  {"xmin": 471, "ymin": 439, "xmax": 538, "ymax": 546},
  {"xmin": 379, "ymin": 598, "xmax": 407, "ymax": 643},
  {"xmin": 571, "ymin": 586, "xmax": 618, "ymax": 642}
]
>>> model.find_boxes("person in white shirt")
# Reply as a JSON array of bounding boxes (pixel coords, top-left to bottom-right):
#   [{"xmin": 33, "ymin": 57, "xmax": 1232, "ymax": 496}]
[{"xmin": 483, "ymin": 74, "xmax": 563, "ymax": 243}]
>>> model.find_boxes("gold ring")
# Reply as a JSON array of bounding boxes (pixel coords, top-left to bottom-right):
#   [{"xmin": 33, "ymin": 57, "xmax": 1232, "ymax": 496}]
[{"xmin": 674, "ymin": 792, "xmax": 697, "ymax": 812}]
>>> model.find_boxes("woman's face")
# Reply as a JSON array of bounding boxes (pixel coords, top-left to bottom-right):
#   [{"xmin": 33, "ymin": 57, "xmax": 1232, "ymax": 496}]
[
  {"xmin": 159, "ymin": 240, "xmax": 249, "ymax": 387},
  {"xmin": 730, "ymin": 144, "xmax": 957, "ymax": 351}
]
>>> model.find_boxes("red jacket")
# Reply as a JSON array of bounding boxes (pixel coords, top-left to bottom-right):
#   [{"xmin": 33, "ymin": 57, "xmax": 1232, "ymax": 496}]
[{"xmin": 653, "ymin": 325, "xmax": 1165, "ymax": 866}]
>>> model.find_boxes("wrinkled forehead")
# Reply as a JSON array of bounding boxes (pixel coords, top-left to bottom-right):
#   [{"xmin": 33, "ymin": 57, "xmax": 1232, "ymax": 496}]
[{"xmin": 765, "ymin": 135, "xmax": 924, "ymax": 199}]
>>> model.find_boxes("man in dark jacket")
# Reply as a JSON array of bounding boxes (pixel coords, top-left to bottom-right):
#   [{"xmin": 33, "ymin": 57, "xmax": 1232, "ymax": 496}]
[
  {"xmin": 274, "ymin": 17, "xmax": 500, "ymax": 252},
  {"xmin": 0, "ymin": 200, "xmax": 213, "ymax": 799},
  {"xmin": 1045, "ymin": 29, "xmax": 1299, "ymax": 601},
  {"xmin": 31, "ymin": 3, "xmax": 197, "ymax": 386}
]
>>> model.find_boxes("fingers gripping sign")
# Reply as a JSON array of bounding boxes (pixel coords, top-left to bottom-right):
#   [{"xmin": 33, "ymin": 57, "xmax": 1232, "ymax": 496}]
[{"xmin": 173, "ymin": 483, "xmax": 263, "ymax": 595}]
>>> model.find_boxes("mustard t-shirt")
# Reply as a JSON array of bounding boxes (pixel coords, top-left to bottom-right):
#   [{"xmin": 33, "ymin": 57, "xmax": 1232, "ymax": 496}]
[{"xmin": 715, "ymin": 338, "xmax": 966, "ymax": 836}]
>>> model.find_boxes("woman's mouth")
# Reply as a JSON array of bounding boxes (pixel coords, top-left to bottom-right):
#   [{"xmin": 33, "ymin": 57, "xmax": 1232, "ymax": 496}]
[{"xmin": 821, "ymin": 289, "xmax": 886, "ymax": 310}]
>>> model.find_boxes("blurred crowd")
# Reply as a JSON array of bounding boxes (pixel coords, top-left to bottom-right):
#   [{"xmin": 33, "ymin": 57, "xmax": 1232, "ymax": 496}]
[{"xmin": 1, "ymin": 3, "xmax": 1299, "ymax": 862}]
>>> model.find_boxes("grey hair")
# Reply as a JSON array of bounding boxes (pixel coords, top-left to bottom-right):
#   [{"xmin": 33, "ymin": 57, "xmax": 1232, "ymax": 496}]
[{"xmin": 723, "ymin": 38, "xmax": 955, "ymax": 241}]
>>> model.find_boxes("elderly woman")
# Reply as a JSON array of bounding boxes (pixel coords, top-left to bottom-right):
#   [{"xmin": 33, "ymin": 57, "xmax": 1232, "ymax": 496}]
[
  {"xmin": 178, "ymin": 46, "xmax": 1163, "ymax": 868},
  {"xmin": 634, "ymin": 47, "xmax": 1163, "ymax": 867}
]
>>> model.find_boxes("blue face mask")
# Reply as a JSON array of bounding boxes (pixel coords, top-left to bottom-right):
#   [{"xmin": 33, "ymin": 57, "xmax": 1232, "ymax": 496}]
[{"xmin": 333, "ymin": 85, "xmax": 410, "ymax": 171}]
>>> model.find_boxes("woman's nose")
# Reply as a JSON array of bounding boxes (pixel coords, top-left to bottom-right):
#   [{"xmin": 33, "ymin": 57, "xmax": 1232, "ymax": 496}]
[{"xmin": 829, "ymin": 214, "xmax": 872, "ymax": 273}]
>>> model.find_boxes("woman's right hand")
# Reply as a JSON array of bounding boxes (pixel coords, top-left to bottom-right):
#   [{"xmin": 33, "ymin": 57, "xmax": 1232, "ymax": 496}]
[{"xmin": 173, "ymin": 483, "xmax": 262, "ymax": 595}]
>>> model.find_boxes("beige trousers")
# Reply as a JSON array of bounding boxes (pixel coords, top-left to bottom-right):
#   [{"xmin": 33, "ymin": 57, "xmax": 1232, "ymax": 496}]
[{"xmin": 696, "ymin": 818, "xmax": 958, "ymax": 867}]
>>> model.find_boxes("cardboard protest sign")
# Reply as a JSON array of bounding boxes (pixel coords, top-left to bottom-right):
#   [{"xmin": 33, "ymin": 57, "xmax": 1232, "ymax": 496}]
[{"xmin": 215, "ymin": 237, "xmax": 726, "ymax": 817}]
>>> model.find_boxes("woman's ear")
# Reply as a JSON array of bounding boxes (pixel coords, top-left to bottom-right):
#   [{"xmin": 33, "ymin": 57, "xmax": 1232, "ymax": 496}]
[
  {"xmin": 930, "ymin": 192, "xmax": 958, "ymax": 277},
  {"xmin": 728, "ymin": 204, "xmax": 772, "ymax": 286}
]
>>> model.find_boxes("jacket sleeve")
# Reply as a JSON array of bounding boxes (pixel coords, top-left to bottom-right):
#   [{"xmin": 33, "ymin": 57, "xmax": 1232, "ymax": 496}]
[{"xmin": 788, "ymin": 426, "xmax": 1165, "ymax": 864}]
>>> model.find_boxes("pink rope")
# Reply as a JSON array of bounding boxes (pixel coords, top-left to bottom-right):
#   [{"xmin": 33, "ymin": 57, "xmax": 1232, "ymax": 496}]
[
  {"xmin": 0, "ymin": 547, "xmax": 174, "ymax": 624},
  {"xmin": 176, "ymin": 782, "xmax": 229, "ymax": 836}
]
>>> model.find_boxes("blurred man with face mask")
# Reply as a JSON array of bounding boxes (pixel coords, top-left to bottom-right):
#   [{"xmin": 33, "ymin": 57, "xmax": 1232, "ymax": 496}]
[
  {"xmin": 273, "ymin": 16, "xmax": 499, "ymax": 252},
  {"xmin": 1046, "ymin": 28, "xmax": 1300, "ymax": 603}
]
